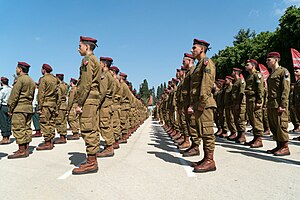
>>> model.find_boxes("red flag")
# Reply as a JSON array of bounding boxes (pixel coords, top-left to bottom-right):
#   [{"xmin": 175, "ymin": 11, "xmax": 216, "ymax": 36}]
[
  {"xmin": 258, "ymin": 64, "xmax": 270, "ymax": 82},
  {"xmin": 291, "ymin": 48, "xmax": 300, "ymax": 68}
]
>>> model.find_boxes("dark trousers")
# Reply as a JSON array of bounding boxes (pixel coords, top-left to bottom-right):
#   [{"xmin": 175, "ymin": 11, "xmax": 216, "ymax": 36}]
[
  {"xmin": 32, "ymin": 106, "xmax": 41, "ymax": 131},
  {"xmin": 0, "ymin": 105, "xmax": 12, "ymax": 137}
]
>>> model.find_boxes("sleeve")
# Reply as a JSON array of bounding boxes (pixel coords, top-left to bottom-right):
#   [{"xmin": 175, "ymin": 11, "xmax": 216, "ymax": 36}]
[
  {"xmin": 57, "ymin": 84, "xmax": 62, "ymax": 110},
  {"xmin": 37, "ymin": 78, "xmax": 46, "ymax": 110},
  {"xmin": 8, "ymin": 79, "xmax": 22, "ymax": 113},
  {"xmin": 77, "ymin": 58, "xmax": 93, "ymax": 107},
  {"xmin": 67, "ymin": 88, "xmax": 74, "ymax": 111},
  {"xmin": 199, "ymin": 59, "xmax": 215, "ymax": 108},
  {"xmin": 255, "ymin": 74, "xmax": 264, "ymax": 104},
  {"xmin": 99, "ymin": 73, "xmax": 109, "ymax": 104},
  {"xmin": 280, "ymin": 69, "xmax": 291, "ymax": 108},
  {"xmin": 237, "ymin": 79, "xmax": 245, "ymax": 104}
]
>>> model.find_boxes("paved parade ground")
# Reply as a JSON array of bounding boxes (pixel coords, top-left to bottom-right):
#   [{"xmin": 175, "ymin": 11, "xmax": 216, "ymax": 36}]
[{"xmin": 0, "ymin": 117, "xmax": 300, "ymax": 200}]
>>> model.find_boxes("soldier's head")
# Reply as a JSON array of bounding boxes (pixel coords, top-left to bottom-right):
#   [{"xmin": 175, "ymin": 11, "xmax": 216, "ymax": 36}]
[
  {"xmin": 245, "ymin": 59, "xmax": 258, "ymax": 72},
  {"xmin": 225, "ymin": 76, "xmax": 234, "ymax": 85},
  {"xmin": 100, "ymin": 57, "xmax": 113, "ymax": 71},
  {"xmin": 231, "ymin": 68, "xmax": 242, "ymax": 77},
  {"xmin": 109, "ymin": 66, "xmax": 119, "ymax": 77},
  {"xmin": 191, "ymin": 39, "xmax": 210, "ymax": 60},
  {"xmin": 41, "ymin": 64, "xmax": 53, "ymax": 75},
  {"xmin": 0, "ymin": 77, "xmax": 8, "ymax": 86},
  {"xmin": 119, "ymin": 72, "xmax": 127, "ymax": 82},
  {"xmin": 78, "ymin": 36, "xmax": 98, "ymax": 56},
  {"xmin": 183, "ymin": 53, "xmax": 195, "ymax": 68},
  {"xmin": 294, "ymin": 66, "xmax": 300, "ymax": 78},
  {"xmin": 266, "ymin": 52, "xmax": 280, "ymax": 68},
  {"xmin": 16, "ymin": 62, "xmax": 30, "ymax": 75},
  {"xmin": 70, "ymin": 78, "xmax": 78, "ymax": 86},
  {"xmin": 56, "ymin": 74, "xmax": 64, "ymax": 81}
]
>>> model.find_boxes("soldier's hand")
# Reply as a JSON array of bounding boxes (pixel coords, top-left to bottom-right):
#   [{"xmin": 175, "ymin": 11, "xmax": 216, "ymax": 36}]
[
  {"xmin": 197, "ymin": 106, "xmax": 204, "ymax": 112},
  {"xmin": 187, "ymin": 106, "xmax": 194, "ymax": 114},
  {"xmin": 37, "ymin": 110, "xmax": 42, "ymax": 115},
  {"xmin": 277, "ymin": 106, "xmax": 286, "ymax": 113},
  {"xmin": 255, "ymin": 103, "xmax": 262, "ymax": 109},
  {"xmin": 75, "ymin": 106, "xmax": 83, "ymax": 113},
  {"xmin": 8, "ymin": 112, "xmax": 12, "ymax": 116}
]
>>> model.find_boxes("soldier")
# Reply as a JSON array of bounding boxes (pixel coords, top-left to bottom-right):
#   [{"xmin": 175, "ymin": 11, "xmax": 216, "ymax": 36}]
[
  {"xmin": 109, "ymin": 66, "xmax": 122, "ymax": 149},
  {"xmin": 67, "ymin": 78, "xmax": 80, "ymax": 140},
  {"xmin": 189, "ymin": 39, "xmax": 217, "ymax": 172},
  {"xmin": 244, "ymin": 59, "xmax": 264, "ymax": 147},
  {"xmin": 31, "ymin": 82, "xmax": 42, "ymax": 137},
  {"xmin": 36, "ymin": 64, "xmax": 58, "ymax": 150},
  {"xmin": 265, "ymin": 52, "xmax": 291, "ymax": 156},
  {"xmin": 7, "ymin": 62, "xmax": 35, "ymax": 159},
  {"xmin": 72, "ymin": 36, "xmax": 101, "ymax": 175},
  {"xmin": 289, "ymin": 83, "xmax": 299, "ymax": 133},
  {"xmin": 224, "ymin": 76, "xmax": 237, "ymax": 138},
  {"xmin": 214, "ymin": 79, "xmax": 228, "ymax": 137},
  {"xmin": 292, "ymin": 66, "xmax": 300, "ymax": 140},
  {"xmin": 54, "ymin": 74, "xmax": 69, "ymax": 144},
  {"xmin": 0, "ymin": 77, "xmax": 12, "ymax": 144},
  {"xmin": 96, "ymin": 57, "xmax": 116, "ymax": 158},
  {"xmin": 229, "ymin": 68, "xmax": 246, "ymax": 144}
]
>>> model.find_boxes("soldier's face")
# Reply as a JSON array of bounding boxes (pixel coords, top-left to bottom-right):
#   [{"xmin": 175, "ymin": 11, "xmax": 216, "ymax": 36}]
[
  {"xmin": 78, "ymin": 42, "xmax": 88, "ymax": 56},
  {"xmin": 266, "ymin": 57, "xmax": 276, "ymax": 68},
  {"xmin": 294, "ymin": 69, "xmax": 300, "ymax": 76},
  {"xmin": 191, "ymin": 45, "xmax": 201, "ymax": 58},
  {"xmin": 16, "ymin": 66, "xmax": 21, "ymax": 75},
  {"xmin": 245, "ymin": 62, "xmax": 252, "ymax": 71}
]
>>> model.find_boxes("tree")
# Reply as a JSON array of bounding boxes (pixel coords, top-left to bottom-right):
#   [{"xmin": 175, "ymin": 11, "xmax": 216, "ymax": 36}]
[{"xmin": 139, "ymin": 79, "xmax": 151, "ymax": 104}]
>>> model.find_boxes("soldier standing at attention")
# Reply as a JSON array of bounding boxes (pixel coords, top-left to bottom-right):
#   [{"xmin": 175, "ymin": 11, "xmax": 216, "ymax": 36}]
[
  {"xmin": 292, "ymin": 66, "xmax": 300, "ymax": 140},
  {"xmin": 244, "ymin": 59, "xmax": 264, "ymax": 147},
  {"xmin": 224, "ymin": 76, "xmax": 237, "ymax": 138},
  {"xmin": 266, "ymin": 52, "xmax": 291, "ymax": 156},
  {"xmin": 189, "ymin": 39, "xmax": 217, "ymax": 173},
  {"xmin": 36, "ymin": 64, "xmax": 58, "ymax": 150},
  {"xmin": 72, "ymin": 36, "xmax": 101, "ymax": 175},
  {"xmin": 31, "ymin": 82, "xmax": 42, "ymax": 138},
  {"xmin": 96, "ymin": 57, "xmax": 116, "ymax": 158},
  {"xmin": 54, "ymin": 74, "xmax": 69, "ymax": 144},
  {"xmin": 7, "ymin": 62, "xmax": 35, "ymax": 159},
  {"xmin": 0, "ymin": 77, "xmax": 12, "ymax": 144},
  {"xmin": 67, "ymin": 78, "xmax": 80, "ymax": 140}
]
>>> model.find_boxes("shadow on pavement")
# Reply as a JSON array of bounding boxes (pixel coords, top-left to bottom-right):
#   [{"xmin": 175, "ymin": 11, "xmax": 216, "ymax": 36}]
[
  {"xmin": 147, "ymin": 151, "xmax": 192, "ymax": 166},
  {"xmin": 68, "ymin": 152, "xmax": 86, "ymax": 166},
  {"xmin": 0, "ymin": 152, "xmax": 8, "ymax": 160},
  {"xmin": 29, "ymin": 146, "xmax": 36, "ymax": 154}
]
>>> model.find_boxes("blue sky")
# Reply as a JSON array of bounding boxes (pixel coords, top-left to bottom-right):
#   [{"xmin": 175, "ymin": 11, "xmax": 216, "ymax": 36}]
[{"xmin": 0, "ymin": 0, "xmax": 299, "ymax": 91}]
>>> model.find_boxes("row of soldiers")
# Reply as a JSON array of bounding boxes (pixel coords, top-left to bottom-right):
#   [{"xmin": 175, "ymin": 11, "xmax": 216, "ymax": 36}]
[
  {"xmin": 154, "ymin": 38, "xmax": 295, "ymax": 173},
  {"xmin": 0, "ymin": 36, "xmax": 148, "ymax": 175}
]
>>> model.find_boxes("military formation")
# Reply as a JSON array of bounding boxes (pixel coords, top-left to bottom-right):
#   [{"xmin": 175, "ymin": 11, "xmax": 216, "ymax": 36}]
[
  {"xmin": 154, "ymin": 38, "xmax": 299, "ymax": 173},
  {"xmin": 0, "ymin": 36, "xmax": 148, "ymax": 175}
]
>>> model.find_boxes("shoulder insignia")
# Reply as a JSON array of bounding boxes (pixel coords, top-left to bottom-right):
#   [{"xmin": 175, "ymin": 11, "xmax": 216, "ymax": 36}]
[
  {"xmin": 204, "ymin": 57, "xmax": 209, "ymax": 66},
  {"xmin": 257, "ymin": 73, "xmax": 262, "ymax": 79},
  {"xmin": 84, "ymin": 60, "xmax": 89, "ymax": 66}
]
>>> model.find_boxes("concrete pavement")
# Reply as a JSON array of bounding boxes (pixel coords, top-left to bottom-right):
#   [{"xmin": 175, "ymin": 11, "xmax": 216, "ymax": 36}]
[{"xmin": 0, "ymin": 117, "xmax": 300, "ymax": 200}]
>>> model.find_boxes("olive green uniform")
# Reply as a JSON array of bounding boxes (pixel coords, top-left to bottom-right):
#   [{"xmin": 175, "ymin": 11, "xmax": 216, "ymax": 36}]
[
  {"xmin": 120, "ymin": 81, "xmax": 132, "ymax": 137},
  {"xmin": 245, "ymin": 71, "xmax": 264, "ymax": 136},
  {"xmin": 8, "ymin": 74, "xmax": 35, "ymax": 144},
  {"xmin": 292, "ymin": 81, "xmax": 300, "ymax": 128},
  {"xmin": 112, "ymin": 77, "xmax": 122, "ymax": 141},
  {"xmin": 75, "ymin": 54, "xmax": 101, "ymax": 155},
  {"xmin": 232, "ymin": 77, "xmax": 246, "ymax": 133},
  {"xmin": 267, "ymin": 66, "xmax": 290, "ymax": 142},
  {"xmin": 38, "ymin": 73, "xmax": 58, "ymax": 141},
  {"xmin": 190, "ymin": 58, "xmax": 217, "ymax": 151},
  {"xmin": 67, "ymin": 86, "xmax": 80, "ymax": 134},
  {"xmin": 176, "ymin": 80, "xmax": 188, "ymax": 136},
  {"xmin": 224, "ymin": 84, "xmax": 237, "ymax": 133},
  {"xmin": 216, "ymin": 86, "xmax": 228, "ymax": 132},
  {"xmin": 56, "ymin": 80, "xmax": 69, "ymax": 136}
]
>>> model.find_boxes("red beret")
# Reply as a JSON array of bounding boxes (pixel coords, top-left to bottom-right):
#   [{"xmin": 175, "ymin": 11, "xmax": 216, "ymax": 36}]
[
  {"xmin": 70, "ymin": 78, "xmax": 77, "ymax": 82},
  {"xmin": 247, "ymin": 59, "xmax": 258, "ymax": 65},
  {"xmin": 56, "ymin": 74, "xmax": 64, "ymax": 77},
  {"xmin": 100, "ymin": 57, "xmax": 113, "ymax": 62},
  {"xmin": 184, "ymin": 53, "xmax": 195, "ymax": 60},
  {"xmin": 18, "ymin": 62, "xmax": 30, "ymax": 68},
  {"xmin": 217, "ymin": 78, "xmax": 225, "ymax": 83},
  {"xmin": 80, "ymin": 36, "xmax": 98, "ymax": 46},
  {"xmin": 233, "ymin": 67, "xmax": 242, "ymax": 72},
  {"xmin": 119, "ymin": 72, "xmax": 127, "ymax": 78},
  {"xmin": 226, "ymin": 76, "xmax": 234, "ymax": 81},
  {"xmin": 1, "ymin": 77, "xmax": 8, "ymax": 82},
  {"xmin": 110, "ymin": 66, "xmax": 119, "ymax": 73},
  {"xmin": 42, "ymin": 64, "xmax": 53, "ymax": 73},
  {"xmin": 294, "ymin": 66, "xmax": 300, "ymax": 70},
  {"xmin": 172, "ymin": 78, "xmax": 179, "ymax": 83},
  {"xmin": 176, "ymin": 68, "xmax": 181, "ymax": 72},
  {"xmin": 193, "ymin": 39, "xmax": 210, "ymax": 47},
  {"xmin": 267, "ymin": 52, "xmax": 280, "ymax": 58},
  {"xmin": 168, "ymin": 80, "xmax": 172, "ymax": 84}
]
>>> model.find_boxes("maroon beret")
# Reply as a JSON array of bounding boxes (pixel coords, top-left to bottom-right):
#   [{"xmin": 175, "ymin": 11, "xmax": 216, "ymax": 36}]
[
  {"xmin": 56, "ymin": 73, "xmax": 64, "ymax": 77},
  {"xmin": 119, "ymin": 72, "xmax": 127, "ymax": 78},
  {"xmin": 176, "ymin": 68, "xmax": 181, "ymax": 72},
  {"xmin": 18, "ymin": 62, "xmax": 30, "ymax": 68},
  {"xmin": 193, "ymin": 39, "xmax": 210, "ymax": 47},
  {"xmin": 294, "ymin": 66, "xmax": 300, "ymax": 70},
  {"xmin": 172, "ymin": 78, "xmax": 179, "ymax": 83},
  {"xmin": 80, "ymin": 36, "xmax": 98, "ymax": 46},
  {"xmin": 100, "ymin": 57, "xmax": 113, "ymax": 62},
  {"xmin": 110, "ymin": 66, "xmax": 119, "ymax": 73},
  {"xmin": 247, "ymin": 59, "xmax": 258, "ymax": 65},
  {"xmin": 217, "ymin": 79, "xmax": 225, "ymax": 83},
  {"xmin": 233, "ymin": 67, "xmax": 242, "ymax": 72},
  {"xmin": 184, "ymin": 53, "xmax": 195, "ymax": 60},
  {"xmin": 225, "ymin": 76, "xmax": 234, "ymax": 81},
  {"xmin": 42, "ymin": 64, "xmax": 53, "ymax": 73},
  {"xmin": 1, "ymin": 77, "xmax": 8, "ymax": 82},
  {"xmin": 267, "ymin": 52, "xmax": 280, "ymax": 58}
]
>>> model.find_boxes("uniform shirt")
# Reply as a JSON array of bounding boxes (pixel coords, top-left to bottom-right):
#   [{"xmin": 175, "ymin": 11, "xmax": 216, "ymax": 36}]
[
  {"xmin": 38, "ymin": 73, "xmax": 59, "ymax": 110},
  {"xmin": 293, "ymin": 79, "xmax": 300, "ymax": 106},
  {"xmin": 0, "ymin": 85, "xmax": 12, "ymax": 105},
  {"xmin": 232, "ymin": 77, "xmax": 246, "ymax": 105},
  {"xmin": 245, "ymin": 71, "xmax": 264, "ymax": 104}
]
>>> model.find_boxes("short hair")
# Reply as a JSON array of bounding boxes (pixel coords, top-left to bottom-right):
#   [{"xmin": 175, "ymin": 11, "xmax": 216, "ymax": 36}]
[
  {"xmin": 1, "ymin": 79, "xmax": 8, "ymax": 85},
  {"xmin": 82, "ymin": 41, "xmax": 96, "ymax": 51},
  {"xmin": 102, "ymin": 60, "xmax": 113, "ymax": 68},
  {"xmin": 57, "ymin": 76, "xmax": 64, "ymax": 81},
  {"xmin": 70, "ymin": 79, "xmax": 77, "ymax": 85},
  {"xmin": 19, "ymin": 66, "xmax": 29, "ymax": 73}
]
